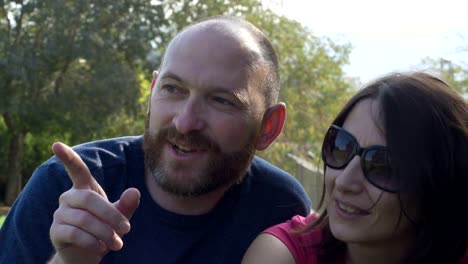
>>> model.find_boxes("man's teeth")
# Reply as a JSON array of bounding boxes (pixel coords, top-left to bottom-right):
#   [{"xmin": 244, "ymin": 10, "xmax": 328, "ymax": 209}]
[{"xmin": 176, "ymin": 144, "xmax": 194, "ymax": 152}]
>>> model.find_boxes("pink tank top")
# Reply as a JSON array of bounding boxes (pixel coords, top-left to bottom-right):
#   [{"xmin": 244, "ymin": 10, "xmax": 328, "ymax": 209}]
[{"xmin": 263, "ymin": 214, "xmax": 468, "ymax": 264}]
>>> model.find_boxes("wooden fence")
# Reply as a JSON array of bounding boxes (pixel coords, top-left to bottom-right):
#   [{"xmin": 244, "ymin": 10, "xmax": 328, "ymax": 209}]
[{"xmin": 287, "ymin": 153, "xmax": 323, "ymax": 211}]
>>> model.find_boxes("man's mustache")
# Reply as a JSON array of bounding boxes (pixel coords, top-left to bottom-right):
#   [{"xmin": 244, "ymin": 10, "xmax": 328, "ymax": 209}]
[{"xmin": 157, "ymin": 126, "xmax": 220, "ymax": 152}]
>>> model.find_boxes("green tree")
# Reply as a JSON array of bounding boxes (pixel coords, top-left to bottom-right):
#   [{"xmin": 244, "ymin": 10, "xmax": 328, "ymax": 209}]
[
  {"xmin": 161, "ymin": 0, "xmax": 263, "ymax": 30},
  {"xmin": 0, "ymin": 0, "xmax": 166, "ymax": 205},
  {"xmin": 420, "ymin": 57, "xmax": 468, "ymax": 95},
  {"xmin": 0, "ymin": 0, "xmax": 356, "ymax": 205}
]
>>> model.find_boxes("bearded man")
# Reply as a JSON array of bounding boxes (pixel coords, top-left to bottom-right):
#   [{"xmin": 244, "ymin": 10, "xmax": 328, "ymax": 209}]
[{"xmin": 0, "ymin": 15, "xmax": 311, "ymax": 264}]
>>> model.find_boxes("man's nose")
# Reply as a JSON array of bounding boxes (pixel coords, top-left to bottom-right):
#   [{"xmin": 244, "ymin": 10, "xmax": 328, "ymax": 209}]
[{"xmin": 172, "ymin": 99, "xmax": 205, "ymax": 134}]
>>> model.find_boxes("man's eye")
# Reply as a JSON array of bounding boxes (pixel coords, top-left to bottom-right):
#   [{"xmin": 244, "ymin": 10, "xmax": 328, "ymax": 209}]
[
  {"xmin": 213, "ymin": 97, "xmax": 234, "ymax": 106},
  {"xmin": 161, "ymin": 85, "xmax": 179, "ymax": 94}
]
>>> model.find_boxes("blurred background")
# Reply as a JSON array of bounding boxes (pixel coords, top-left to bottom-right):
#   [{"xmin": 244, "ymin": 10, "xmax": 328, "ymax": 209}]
[{"xmin": 0, "ymin": 0, "xmax": 466, "ymax": 214}]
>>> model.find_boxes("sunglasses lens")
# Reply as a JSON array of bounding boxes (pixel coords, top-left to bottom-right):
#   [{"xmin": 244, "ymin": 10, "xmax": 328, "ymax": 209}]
[
  {"xmin": 323, "ymin": 127, "xmax": 354, "ymax": 168},
  {"xmin": 363, "ymin": 148, "xmax": 395, "ymax": 191}
]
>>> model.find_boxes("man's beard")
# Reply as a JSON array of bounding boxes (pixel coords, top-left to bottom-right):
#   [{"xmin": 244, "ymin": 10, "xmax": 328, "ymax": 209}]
[{"xmin": 143, "ymin": 124, "xmax": 258, "ymax": 197}]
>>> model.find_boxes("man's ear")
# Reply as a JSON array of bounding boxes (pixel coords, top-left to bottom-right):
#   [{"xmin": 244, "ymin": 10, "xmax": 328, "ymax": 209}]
[
  {"xmin": 150, "ymin": 70, "xmax": 159, "ymax": 91},
  {"xmin": 255, "ymin": 103, "xmax": 286, "ymax": 151},
  {"xmin": 147, "ymin": 70, "xmax": 159, "ymax": 114}
]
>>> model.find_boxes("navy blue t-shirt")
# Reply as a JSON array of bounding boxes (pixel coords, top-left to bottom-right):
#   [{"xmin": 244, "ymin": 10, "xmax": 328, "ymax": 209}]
[{"xmin": 0, "ymin": 136, "xmax": 311, "ymax": 264}]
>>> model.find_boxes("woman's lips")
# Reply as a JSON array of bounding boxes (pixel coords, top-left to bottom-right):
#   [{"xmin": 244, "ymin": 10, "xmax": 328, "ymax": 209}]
[{"xmin": 335, "ymin": 199, "xmax": 370, "ymax": 218}]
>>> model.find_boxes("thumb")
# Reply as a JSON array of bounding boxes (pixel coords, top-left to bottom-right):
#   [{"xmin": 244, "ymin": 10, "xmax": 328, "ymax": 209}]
[{"xmin": 114, "ymin": 188, "xmax": 141, "ymax": 220}]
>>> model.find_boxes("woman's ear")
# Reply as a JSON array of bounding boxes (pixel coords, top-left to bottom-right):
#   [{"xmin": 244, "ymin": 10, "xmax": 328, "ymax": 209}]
[{"xmin": 255, "ymin": 103, "xmax": 286, "ymax": 151}]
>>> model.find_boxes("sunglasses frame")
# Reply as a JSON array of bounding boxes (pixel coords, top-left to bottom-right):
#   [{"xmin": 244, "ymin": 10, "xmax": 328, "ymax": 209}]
[{"xmin": 322, "ymin": 125, "xmax": 397, "ymax": 193}]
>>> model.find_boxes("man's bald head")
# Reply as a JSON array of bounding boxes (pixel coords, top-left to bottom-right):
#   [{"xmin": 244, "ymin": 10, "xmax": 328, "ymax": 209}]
[{"xmin": 161, "ymin": 15, "xmax": 280, "ymax": 109}]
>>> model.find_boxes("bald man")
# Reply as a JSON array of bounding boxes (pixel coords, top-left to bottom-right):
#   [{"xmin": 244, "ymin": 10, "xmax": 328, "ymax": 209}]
[{"xmin": 0, "ymin": 16, "xmax": 310, "ymax": 264}]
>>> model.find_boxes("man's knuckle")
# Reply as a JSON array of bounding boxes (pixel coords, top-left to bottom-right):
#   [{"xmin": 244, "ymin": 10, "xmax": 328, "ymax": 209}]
[
  {"xmin": 74, "ymin": 211, "xmax": 91, "ymax": 226},
  {"xmin": 66, "ymin": 226, "xmax": 82, "ymax": 242},
  {"xmin": 79, "ymin": 191, "xmax": 95, "ymax": 205}
]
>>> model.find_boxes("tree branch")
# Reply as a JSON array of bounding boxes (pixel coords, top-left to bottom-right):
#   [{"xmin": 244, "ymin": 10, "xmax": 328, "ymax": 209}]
[
  {"xmin": 13, "ymin": 0, "xmax": 24, "ymax": 48},
  {"xmin": 0, "ymin": 0, "xmax": 11, "ymax": 42}
]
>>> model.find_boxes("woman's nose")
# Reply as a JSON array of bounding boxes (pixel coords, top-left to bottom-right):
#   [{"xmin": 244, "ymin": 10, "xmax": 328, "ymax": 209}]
[{"xmin": 334, "ymin": 156, "xmax": 365, "ymax": 194}]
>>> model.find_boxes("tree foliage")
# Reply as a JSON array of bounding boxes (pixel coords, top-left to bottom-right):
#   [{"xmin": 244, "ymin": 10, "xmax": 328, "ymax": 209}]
[
  {"xmin": 0, "ymin": 0, "xmax": 167, "ymax": 204},
  {"xmin": 420, "ymin": 57, "xmax": 468, "ymax": 95},
  {"xmin": 0, "ymin": 0, "xmax": 355, "ymax": 204}
]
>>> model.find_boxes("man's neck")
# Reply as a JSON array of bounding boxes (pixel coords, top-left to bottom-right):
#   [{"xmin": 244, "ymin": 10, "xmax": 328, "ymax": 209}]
[{"xmin": 144, "ymin": 171, "xmax": 231, "ymax": 215}]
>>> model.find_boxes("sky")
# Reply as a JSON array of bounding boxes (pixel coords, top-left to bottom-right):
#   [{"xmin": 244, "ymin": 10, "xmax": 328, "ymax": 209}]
[{"xmin": 264, "ymin": 0, "xmax": 468, "ymax": 83}]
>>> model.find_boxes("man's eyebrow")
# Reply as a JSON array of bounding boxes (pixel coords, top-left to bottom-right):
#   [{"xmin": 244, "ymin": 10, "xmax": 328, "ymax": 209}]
[
  {"xmin": 159, "ymin": 71, "xmax": 183, "ymax": 83},
  {"xmin": 159, "ymin": 71, "xmax": 248, "ymax": 103},
  {"xmin": 160, "ymin": 71, "xmax": 237, "ymax": 92}
]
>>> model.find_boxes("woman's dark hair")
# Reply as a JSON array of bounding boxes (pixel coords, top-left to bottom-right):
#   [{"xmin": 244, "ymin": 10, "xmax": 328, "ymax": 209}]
[{"xmin": 301, "ymin": 72, "xmax": 468, "ymax": 263}]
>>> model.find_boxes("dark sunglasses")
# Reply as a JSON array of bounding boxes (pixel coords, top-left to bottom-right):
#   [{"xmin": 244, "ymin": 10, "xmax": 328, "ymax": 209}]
[{"xmin": 321, "ymin": 125, "xmax": 397, "ymax": 192}]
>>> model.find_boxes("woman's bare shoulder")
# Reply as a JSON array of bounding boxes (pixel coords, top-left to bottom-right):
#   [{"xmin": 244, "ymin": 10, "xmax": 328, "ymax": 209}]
[{"xmin": 242, "ymin": 233, "xmax": 296, "ymax": 264}]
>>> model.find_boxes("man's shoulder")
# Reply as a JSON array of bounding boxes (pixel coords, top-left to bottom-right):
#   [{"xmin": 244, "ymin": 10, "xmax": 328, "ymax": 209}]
[
  {"xmin": 73, "ymin": 136, "xmax": 143, "ymax": 155},
  {"xmin": 249, "ymin": 156, "xmax": 301, "ymax": 187},
  {"xmin": 250, "ymin": 156, "xmax": 287, "ymax": 173},
  {"xmin": 246, "ymin": 156, "xmax": 312, "ymax": 211},
  {"xmin": 40, "ymin": 136, "xmax": 143, "ymax": 177}
]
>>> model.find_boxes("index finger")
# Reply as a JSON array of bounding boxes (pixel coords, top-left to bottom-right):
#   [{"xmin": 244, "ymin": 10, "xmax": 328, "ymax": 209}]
[{"xmin": 52, "ymin": 142, "xmax": 94, "ymax": 190}]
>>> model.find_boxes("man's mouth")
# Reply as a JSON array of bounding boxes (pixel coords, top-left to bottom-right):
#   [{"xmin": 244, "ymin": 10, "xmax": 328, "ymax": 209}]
[{"xmin": 173, "ymin": 143, "xmax": 199, "ymax": 154}]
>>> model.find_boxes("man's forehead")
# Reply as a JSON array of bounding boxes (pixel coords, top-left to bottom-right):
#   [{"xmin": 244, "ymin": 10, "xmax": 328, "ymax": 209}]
[
  {"xmin": 164, "ymin": 21, "xmax": 261, "ymax": 63},
  {"xmin": 156, "ymin": 21, "xmax": 265, "ymax": 106},
  {"xmin": 192, "ymin": 21, "xmax": 261, "ymax": 53},
  {"xmin": 160, "ymin": 27, "xmax": 259, "ymax": 77}
]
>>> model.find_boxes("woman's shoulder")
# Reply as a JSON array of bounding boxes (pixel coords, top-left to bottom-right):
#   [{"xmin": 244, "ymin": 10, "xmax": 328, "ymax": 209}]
[
  {"xmin": 260, "ymin": 213, "xmax": 322, "ymax": 263},
  {"xmin": 290, "ymin": 213, "xmax": 319, "ymax": 227},
  {"xmin": 265, "ymin": 213, "xmax": 320, "ymax": 234}
]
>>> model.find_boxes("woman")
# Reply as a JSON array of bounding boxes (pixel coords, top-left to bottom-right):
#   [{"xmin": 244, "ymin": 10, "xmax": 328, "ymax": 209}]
[{"xmin": 243, "ymin": 72, "xmax": 468, "ymax": 263}]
